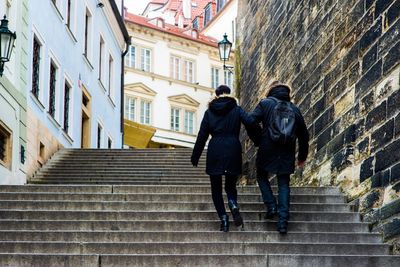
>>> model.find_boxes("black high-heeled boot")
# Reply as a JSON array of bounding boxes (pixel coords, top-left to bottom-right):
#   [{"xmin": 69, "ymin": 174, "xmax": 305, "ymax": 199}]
[
  {"xmin": 220, "ymin": 214, "xmax": 229, "ymax": 232},
  {"xmin": 228, "ymin": 200, "xmax": 243, "ymax": 227}
]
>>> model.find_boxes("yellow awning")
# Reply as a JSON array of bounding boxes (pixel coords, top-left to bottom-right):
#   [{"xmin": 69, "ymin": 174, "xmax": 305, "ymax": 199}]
[{"xmin": 124, "ymin": 119, "xmax": 156, "ymax": 148}]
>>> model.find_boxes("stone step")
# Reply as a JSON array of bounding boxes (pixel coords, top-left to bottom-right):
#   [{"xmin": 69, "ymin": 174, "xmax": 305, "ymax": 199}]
[
  {"xmin": 0, "ymin": 201, "xmax": 350, "ymax": 212},
  {"xmin": 0, "ymin": 185, "xmax": 341, "ymax": 194},
  {"xmin": 29, "ymin": 180, "xmax": 212, "ymax": 185},
  {"xmin": 0, "ymin": 231, "xmax": 382, "ymax": 243},
  {"xmin": 41, "ymin": 164, "xmax": 206, "ymax": 170},
  {"xmin": 0, "ymin": 210, "xmax": 358, "ymax": 221},
  {"xmin": 33, "ymin": 173, "xmax": 209, "ymax": 177},
  {"xmin": 0, "ymin": 220, "xmax": 370, "ymax": 232},
  {"xmin": 0, "ymin": 193, "xmax": 346, "ymax": 203},
  {"xmin": 0, "ymin": 254, "xmax": 398, "ymax": 267},
  {"xmin": 0, "ymin": 242, "xmax": 390, "ymax": 255}
]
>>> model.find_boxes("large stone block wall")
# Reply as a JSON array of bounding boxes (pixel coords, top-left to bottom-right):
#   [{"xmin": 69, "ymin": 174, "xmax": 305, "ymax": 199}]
[{"xmin": 238, "ymin": 0, "xmax": 400, "ymax": 251}]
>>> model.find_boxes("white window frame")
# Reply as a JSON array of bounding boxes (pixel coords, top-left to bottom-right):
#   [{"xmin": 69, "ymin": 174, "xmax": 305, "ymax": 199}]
[
  {"xmin": 83, "ymin": 7, "xmax": 93, "ymax": 62},
  {"xmin": 140, "ymin": 48, "xmax": 151, "ymax": 72},
  {"xmin": 224, "ymin": 70, "xmax": 234, "ymax": 90},
  {"xmin": 211, "ymin": 67, "xmax": 220, "ymax": 89},
  {"xmin": 184, "ymin": 110, "xmax": 195, "ymax": 135},
  {"xmin": 125, "ymin": 45, "xmax": 136, "ymax": 68},
  {"xmin": 140, "ymin": 99, "xmax": 152, "ymax": 125},
  {"xmin": 125, "ymin": 95, "xmax": 136, "ymax": 122},
  {"xmin": 170, "ymin": 55, "xmax": 181, "ymax": 80},
  {"xmin": 183, "ymin": 59, "xmax": 194, "ymax": 83},
  {"xmin": 171, "ymin": 107, "xmax": 181, "ymax": 132}
]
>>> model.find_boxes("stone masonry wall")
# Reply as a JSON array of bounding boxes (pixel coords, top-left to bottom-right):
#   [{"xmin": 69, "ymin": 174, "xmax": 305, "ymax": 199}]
[{"xmin": 238, "ymin": 0, "xmax": 400, "ymax": 251}]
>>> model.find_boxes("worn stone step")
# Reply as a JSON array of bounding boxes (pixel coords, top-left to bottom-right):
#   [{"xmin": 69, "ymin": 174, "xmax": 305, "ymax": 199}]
[
  {"xmin": 33, "ymin": 173, "xmax": 209, "ymax": 178},
  {"xmin": 1, "ymin": 254, "xmax": 397, "ymax": 267},
  {"xmin": 0, "ymin": 193, "xmax": 346, "ymax": 204},
  {"xmin": 0, "ymin": 231, "xmax": 382, "ymax": 243},
  {"xmin": 266, "ymin": 254, "xmax": 400, "ymax": 267},
  {"xmin": 0, "ymin": 201, "xmax": 354, "ymax": 215},
  {"xmin": 0, "ymin": 220, "xmax": 370, "ymax": 232},
  {"xmin": 0, "ymin": 210, "xmax": 358, "ymax": 221},
  {"xmin": 0, "ymin": 185, "xmax": 341, "ymax": 194},
  {"xmin": 0, "ymin": 241, "xmax": 390, "ymax": 255},
  {"xmin": 29, "ymin": 180, "xmax": 211, "ymax": 185},
  {"xmin": 41, "ymin": 166, "xmax": 206, "ymax": 170}
]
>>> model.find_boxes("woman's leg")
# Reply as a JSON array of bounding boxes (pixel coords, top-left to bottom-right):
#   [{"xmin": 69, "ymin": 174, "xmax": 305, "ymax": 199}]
[
  {"xmin": 224, "ymin": 174, "xmax": 238, "ymax": 204},
  {"xmin": 209, "ymin": 175, "xmax": 227, "ymax": 217},
  {"xmin": 225, "ymin": 174, "xmax": 243, "ymax": 227}
]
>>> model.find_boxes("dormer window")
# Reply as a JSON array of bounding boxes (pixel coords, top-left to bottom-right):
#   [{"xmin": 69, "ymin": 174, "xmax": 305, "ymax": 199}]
[
  {"xmin": 156, "ymin": 18, "xmax": 164, "ymax": 28},
  {"xmin": 191, "ymin": 29, "xmax": 198, "ymax": 38},
  {"xmin": 217, "ymin": 0, "xmax": 226, "ymax": 12},
  {"xmin": 204, "ymin": 3, "xmax": 212, "ymax": 26},
  {"xmin": 193, "ymin": 17, "xmax": 199, "ymax": 30}
]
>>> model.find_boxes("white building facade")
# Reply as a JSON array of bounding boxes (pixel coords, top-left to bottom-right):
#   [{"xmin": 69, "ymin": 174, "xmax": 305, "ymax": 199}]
[
  {"xmin": 0, "ymin": 0, "xmax": 29, "ymax": 184},
  {"xmin": 124, "ymin": 13, "xmax": 234, "ymax": 148},
  {"xmin": 26, "ymin": 0, "xmax": 129, "ymax": 177}
]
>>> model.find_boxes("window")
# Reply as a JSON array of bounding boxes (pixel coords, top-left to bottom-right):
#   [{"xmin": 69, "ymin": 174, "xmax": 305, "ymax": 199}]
[
  {"xmin": 184, "ymin": 110, "xmax": 194, "ymax": 134},
  {"xmin": 170, "ymin": 56, "xmax": 180, "ymax": 80},
  {"xmin": 99, "ymin": 36, "xmax": 104, "ymax": 81},
  {"xmin": 48, "ymin": 61, "xmax": 57, "ymax": 118},
  {"xmin": 217, "ymin": 0, "xmax": 226, "ymax": 12},
  {"xmin": 171, "ymin": 108, "xmax": 180, "ymax": 131},
  {"xmin": 97, "ymin": 124, "xmax": 102, "ymax": 148},
  {"xmin": 0, "ymin": 121, "xmax": 12, "ymax": 169},
  {"xmin": 125, "ymin": 45, "xmax": 136, "ymax": 68},
  {"xmin": 63, "ymin": 81, "xmax": 71, "ymax": 133},
  {"xmin": 32, "ymin": 37, "xmax": 41, "ymax": 98},
  {"xmin": 84, "ymin": 9, "xmax": 92, "ymax": 59},
  {"xmin": 211, "ymin": 67, "xmax": 220, "ymax": 89},
  {"xmin": 140, "ymin": 48, "xmax": 151, "ymax": 72},
  {"xmin": 66, "ymin": 0, "xmax": 72, "ymax": 28},
  {"xmin": 108, "ymin": 54, "xmax": 114, "ymax": 96},
  {"xmin": 204, "ymin": 4, "xmax": 212, "ymax": 26},
  {"xmin": 108, "ymin": 137, "xmax": 112, "ymax": 149},
  {"xmin": 193, "ymin": 18, "xmax": 199, "ymax": 30},
  {"xmin": 125, "ymin": 96, "xmax": 136, "ymax": 121},
  {"xmin": 183, "ymin": 60, "xmax": 194, "ymax": 83},
  {"xmin": 140, "ymin": 100, "xmax": 151, "ymax": 125},
  {"xmin": 224, "ymin": 70, "xmax": 234, "ymax": 90}
]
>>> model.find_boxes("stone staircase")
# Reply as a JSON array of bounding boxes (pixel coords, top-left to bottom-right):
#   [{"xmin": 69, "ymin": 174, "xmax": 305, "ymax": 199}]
[{"xmin": 0, "ymin": 148, "xmax": 399, "ymax": 266}]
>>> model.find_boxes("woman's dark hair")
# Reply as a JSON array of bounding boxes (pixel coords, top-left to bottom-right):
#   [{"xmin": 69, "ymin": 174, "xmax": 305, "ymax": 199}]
[{"xmin": 215, "ymin": 85, "xmax": 231, "ymax": 96}]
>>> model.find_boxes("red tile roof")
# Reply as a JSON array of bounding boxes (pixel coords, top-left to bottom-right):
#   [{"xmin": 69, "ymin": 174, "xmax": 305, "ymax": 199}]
[{"xmin": 125, "ymin": 12, "xmax": 218, "ymax": 47}]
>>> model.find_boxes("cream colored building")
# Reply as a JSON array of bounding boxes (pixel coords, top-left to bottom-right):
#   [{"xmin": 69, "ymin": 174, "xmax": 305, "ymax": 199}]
[{"xmin": 124, "ymin": 12, "xmax": 234, "ymax": 148}]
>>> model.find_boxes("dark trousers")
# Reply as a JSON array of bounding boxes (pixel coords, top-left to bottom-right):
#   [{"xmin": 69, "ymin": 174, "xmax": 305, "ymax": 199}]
[
  {"xmin": 209, "ymin": 174, "xmax": 238, "ymax": 218},
  {"xmin": 257, "ymin": 168, "xmax": 290, "ymax": 222}
]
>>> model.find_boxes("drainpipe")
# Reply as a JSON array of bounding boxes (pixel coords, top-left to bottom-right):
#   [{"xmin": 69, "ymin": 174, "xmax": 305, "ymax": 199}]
[{"xmin": 121, "ymin": 0, "xmax": 131, "ymax": 148}]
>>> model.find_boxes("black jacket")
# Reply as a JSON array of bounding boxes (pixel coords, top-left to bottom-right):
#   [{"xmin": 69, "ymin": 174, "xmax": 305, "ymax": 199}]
[
  {"xmin": 251, "ymin": 86, "xmax": 309, "ymax": 175},
  {"xmin": 191, "ymin": 96, "xmax": 259, "ymax": 176}
]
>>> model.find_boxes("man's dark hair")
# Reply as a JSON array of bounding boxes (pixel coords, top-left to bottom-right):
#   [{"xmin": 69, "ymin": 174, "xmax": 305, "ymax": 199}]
[{"xmin": 215, "ymin": 85, "xmax": 231, "ymax": 96}]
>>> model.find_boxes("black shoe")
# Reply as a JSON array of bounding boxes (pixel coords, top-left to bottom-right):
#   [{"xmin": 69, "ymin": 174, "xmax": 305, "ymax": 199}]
[
  {"xmin": 265, "ymin": 207, "xmax": 278, "ymax": 219},
  {"xmin": 220, "ymin": 214, "xmax": 229, "ymax": 232},
  {"xmin": 228, "ymin": 200, "xmax": 243, "ymax": 227},
  {"xmin": 277, "ymin": 221, "xmax": 288, "ymax": 235}
]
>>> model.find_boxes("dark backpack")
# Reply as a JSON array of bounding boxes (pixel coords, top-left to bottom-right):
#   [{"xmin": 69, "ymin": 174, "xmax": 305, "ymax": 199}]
[{"xmin": 268, "ymin": 97, "xmax": 297, "ymax": 144}]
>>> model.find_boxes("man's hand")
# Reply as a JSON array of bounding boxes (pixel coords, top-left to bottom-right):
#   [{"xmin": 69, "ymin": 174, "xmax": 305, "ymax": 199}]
[{"xmin": 297, "ymin": 160, "xmax": 306, "ymax": 168}]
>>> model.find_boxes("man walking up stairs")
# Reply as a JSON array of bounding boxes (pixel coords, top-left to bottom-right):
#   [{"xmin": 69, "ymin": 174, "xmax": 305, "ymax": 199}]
[{"xmin": 0, "ymin": 148, "xmax": 399, "ymax": 266}]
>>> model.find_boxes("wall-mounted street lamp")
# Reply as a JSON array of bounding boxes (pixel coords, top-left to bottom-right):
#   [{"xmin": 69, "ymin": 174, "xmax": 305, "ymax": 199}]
[
  {"xmin": 0, "ymin": 15, "xmax": 17, "ymax": 77},
  {"xmin": 218, "ymin": 33, "xmax": 233, "ymax": 74}
]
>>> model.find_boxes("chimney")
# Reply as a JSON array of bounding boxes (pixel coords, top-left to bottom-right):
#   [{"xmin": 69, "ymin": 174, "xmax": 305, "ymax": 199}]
[{"xmin": 183, "ymin": 0, "xmax": 192, "ymax": 19}]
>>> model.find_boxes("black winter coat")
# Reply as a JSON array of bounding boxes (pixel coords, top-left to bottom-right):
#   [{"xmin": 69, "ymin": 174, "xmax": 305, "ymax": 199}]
[
  {"xmin": 251, "ymin": 87, "xmax": 309, "ymax": 175},
  {"xmin": 191, "ymin": 96, "xmax": 258, "ymax": 176}
]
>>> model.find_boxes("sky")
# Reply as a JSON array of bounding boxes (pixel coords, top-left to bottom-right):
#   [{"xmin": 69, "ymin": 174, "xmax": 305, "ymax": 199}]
[{"xmin": 124, "ymin": 0, "xmax": 150, "ymax": 15}]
